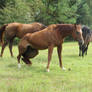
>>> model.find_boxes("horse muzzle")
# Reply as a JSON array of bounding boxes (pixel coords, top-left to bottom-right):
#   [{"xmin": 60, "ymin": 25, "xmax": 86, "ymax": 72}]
[{"xmin": 78, "ymin": 40, "xmax": 84, "ymax": 46}]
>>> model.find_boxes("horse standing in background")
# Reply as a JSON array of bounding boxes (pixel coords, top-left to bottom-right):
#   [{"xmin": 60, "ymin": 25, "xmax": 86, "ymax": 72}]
[
  {"xmin": 79, "ymin": 26, "xmax": 92, "ymax": 56},
  {"xmin": 0, "ymin": 22, "xmax": 46, "ymax": 57},
  {"xmin": 17, "ymin": 24, "xmax": 84, "ymax": 72},
  {"xmin": 81, "ymin": 30, "xmax": 92, "ymax": 57}
]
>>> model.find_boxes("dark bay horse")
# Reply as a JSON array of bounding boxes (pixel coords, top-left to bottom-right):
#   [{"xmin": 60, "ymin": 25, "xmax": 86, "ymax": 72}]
[
  {"xmin": 0, "ymin": 22, "xmax": 46, "ymax": 57},
  {"xmin": 17, "ymin": 24, "xmax": 84, "ymax": 72},
  {"xmin": 79, "ymin": 25, "xmax": 92, "ymax": 56}
]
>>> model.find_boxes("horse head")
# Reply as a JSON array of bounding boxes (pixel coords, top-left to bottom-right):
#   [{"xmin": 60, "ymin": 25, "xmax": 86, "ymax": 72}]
[{"xmin": 72, "ymin": 24, "xmax": 84, "ymax": 46}]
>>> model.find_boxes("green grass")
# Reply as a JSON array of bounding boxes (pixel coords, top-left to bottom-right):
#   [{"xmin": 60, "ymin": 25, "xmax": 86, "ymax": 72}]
[{"xmin": 0, "ymin": 42, "xmax": 92, "ymax": 92}]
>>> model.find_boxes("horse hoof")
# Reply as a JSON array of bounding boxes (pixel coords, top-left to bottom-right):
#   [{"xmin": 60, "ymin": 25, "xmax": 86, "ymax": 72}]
[
  {"xmin": 18, "ymin": 64, "xmax": 21, "ymax": 68},
  {"xmin": 46, "ymin": 69, "xmax": 50, "ymax": 72},
  {"xmin": 62, "ymin": 67, "xmax": 66, "ymax": 71}
]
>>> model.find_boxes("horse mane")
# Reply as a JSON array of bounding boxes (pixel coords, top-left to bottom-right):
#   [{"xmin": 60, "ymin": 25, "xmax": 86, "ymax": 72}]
[
  {"xmin": 82, "ymin": 25, "xmax": 92, "ymax": 40},
  {"xmin": 82, "ymin": 25, "xmax": 91, "ymax": 33},
  {"xmin": 54, "ymin": 24, "xmax": 75, "ymax": 34}
]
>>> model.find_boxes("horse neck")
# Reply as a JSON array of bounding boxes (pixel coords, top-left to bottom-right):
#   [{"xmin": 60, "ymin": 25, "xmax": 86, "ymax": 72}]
[{"xmin": 58, "ymin": 25, "xmax": 74, "ymax": 39}]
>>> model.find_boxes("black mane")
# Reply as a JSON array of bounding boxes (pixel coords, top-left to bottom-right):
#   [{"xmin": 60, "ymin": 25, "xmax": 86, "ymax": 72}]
[{"xmin": 82, "ymin": 25, "xmax": 92, "ymax": 40}]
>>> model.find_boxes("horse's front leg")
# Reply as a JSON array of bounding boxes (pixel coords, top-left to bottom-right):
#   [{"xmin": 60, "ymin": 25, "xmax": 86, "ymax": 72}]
[
  {"xmin": 46, "ymin": 44, "xmax": 54, "ymax": 72},
  {"xmin": 57, "ymin": 44, "xmax": 66, "ymax": 70},
  {"xmin": 17, "ymin": 54, "xmax": 21, "ymax": 68},
  {"xmin": 79, "ymin": 45, "xmax": 82, "ymax": 56}
]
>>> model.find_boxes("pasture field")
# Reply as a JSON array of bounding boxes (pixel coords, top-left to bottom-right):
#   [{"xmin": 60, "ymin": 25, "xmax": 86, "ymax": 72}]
[{"xmin": 0, "ymin": 42, "xmax": 92, "ymax": 92}]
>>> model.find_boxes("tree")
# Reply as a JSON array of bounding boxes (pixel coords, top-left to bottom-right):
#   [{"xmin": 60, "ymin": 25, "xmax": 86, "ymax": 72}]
[
  {"xmin": 0, "ymin": 0, "xmax": 6, "ymax": 9},
  {"xmin": 58, "ymin": 0, "xmax": 78, "ymax": 24},
  {"xmin": 76, "ymin": 0, "xmax": 90, "ymax": 25},
  {"xmin": 0, "ymin": 0, "xmax": 34, "ymax": 25}
]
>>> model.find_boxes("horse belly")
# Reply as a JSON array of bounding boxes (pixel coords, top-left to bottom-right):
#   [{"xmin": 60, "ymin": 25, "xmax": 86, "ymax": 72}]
[
  {"xmin": 30, "ymin": 38, "xmax": 48, "ymax": 50},
  {"xmin": 31, "ymin": 44, "xmax": 48, "ymax": 50},
  {"xmin": 30, "ymin": 40, "xmax": 49, "ymax": 50},
  {"xmin": 29, "ymin": 31, "xmax": 58, "ymax": 49}
]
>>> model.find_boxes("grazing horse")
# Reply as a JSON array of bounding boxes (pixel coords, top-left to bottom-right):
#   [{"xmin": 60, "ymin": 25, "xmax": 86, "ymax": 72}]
[
  {"xmin": 0, "ymin": 22, "xmax": 46, "ymax": 57},
  {"xmin": 81, "ymin": 30, "xmax": 92, "ymax": 57},
  {"xmin": 79, "ymin": 25, "xmax": 92, "ymax": 56},
  {"xmin": 17, "ymin": 24, "xmax": 84, "ymax": 72}
]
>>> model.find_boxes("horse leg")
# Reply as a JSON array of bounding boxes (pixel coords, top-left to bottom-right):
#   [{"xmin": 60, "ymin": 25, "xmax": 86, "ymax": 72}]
[
  {"xmin": 26, "ymin": 58, "xmax": 32, "ymax": 66},
  {"xmin": 17, "ymin": 41, "xmax": 30, "ymax": 68},
  {"xmin": 17, "ymin": 54, "xmax": 22, "ymax": 68},
  {"xmin": 57, "ymin": 44, "xmax": 66, "ymax": 70},
  {"xmin": 46, "ymin": 45, "xmax": 54, "ymax": 72},
  {"xmin": 82, "ymin": 44, "xmax": 88, "ymax": 57},
  {"xmin": 85, "ymin": 44, "xmax": 89, "ymax": 55},
  {"xmin": 0, "ymin": 41, "xmax": 8, "ymax": 57},
  {"xmin": 9, "ymin": 39, "xmax": 14, "ymax": 57},
  {"xmin": 22, "ymin": 57, "xmax": 32, "ymax": 65},
  {"xmin": 79, "ymin": 45, "xmax": 81, "ymax": 56}
]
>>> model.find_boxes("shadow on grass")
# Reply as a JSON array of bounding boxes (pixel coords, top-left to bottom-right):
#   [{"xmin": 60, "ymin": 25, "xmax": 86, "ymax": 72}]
[
  {"xmin": 64, "ymin": 54, "xmax": 79, "ymax": 58},
  {"xmin": 8, "ymin": 64, "xmax": 17, "ymax": 68},
  {"xmin": 24, "ymin": 65, "xmax": 47, "ymax": 73},
  {"xmin": 8, "ymin": 63, "xmax": 47, "ymax": 73}
]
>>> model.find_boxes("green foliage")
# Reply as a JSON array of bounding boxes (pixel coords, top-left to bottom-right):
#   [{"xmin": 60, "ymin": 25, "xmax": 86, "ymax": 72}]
[
  {"xmin": 13, "ymin": 38, "xmax": 20, "ymax": 45},
  {"xmin": 35, "ymin": 0, "xmax": 59, "ymax": 25},
  {"xmin": 76, "ymin": 0, "xmax": 90, "ymax": 25},
  {"xmin": 0, "ymin": 0, "xmax": 6, "ymax": 9},
  {"xmin": 58, "ymin": 0, "xmax": 77, "ymax": 23},
  {"xmin": 0, "ymin": 0, "xmax": 34, "ymax": 25}
]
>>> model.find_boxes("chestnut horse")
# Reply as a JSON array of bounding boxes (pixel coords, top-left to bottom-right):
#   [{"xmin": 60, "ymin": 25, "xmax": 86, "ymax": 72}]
[
  {"xmin": 0, "ymin": 22, "xmax": 46, "ymax": 57},
  {"xmin": 17, "ymin": 24, "xmax": 84, "ymax": 72}
]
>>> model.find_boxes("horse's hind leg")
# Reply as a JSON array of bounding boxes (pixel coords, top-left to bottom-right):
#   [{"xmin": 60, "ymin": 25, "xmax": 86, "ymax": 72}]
[
  {"xmin": 0, "ymin": 41, "xmax": 8, "ymax": 57},
  {"xmin": 9, "ymin": 38, "xmax": 14, "ymax": 57}
]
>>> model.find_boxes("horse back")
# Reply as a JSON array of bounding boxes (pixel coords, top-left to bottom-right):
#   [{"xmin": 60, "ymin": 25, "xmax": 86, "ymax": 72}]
[{"xmin": 16, "ymin": 23, "xmax": 46, "ymax": 38}]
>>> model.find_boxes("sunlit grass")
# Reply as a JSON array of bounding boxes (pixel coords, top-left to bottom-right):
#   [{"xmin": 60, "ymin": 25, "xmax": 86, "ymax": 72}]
[{"xmin": 0, "ymin": 42, "xmax": 92, "ymax": 92}]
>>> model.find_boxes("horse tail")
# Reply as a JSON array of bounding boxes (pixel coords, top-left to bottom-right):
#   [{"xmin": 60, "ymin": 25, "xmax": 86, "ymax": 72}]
[{"xmin": 0, "ymin": 24, "xmax": 8, "ymax": 45}]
